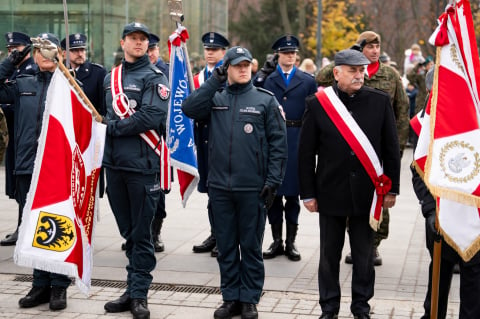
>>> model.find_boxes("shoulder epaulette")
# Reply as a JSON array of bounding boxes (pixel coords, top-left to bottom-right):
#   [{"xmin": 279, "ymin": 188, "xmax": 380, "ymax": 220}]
[
  {"xmin": 90, "ymin": 62, "xmax": 105, "ymax": 69},
  {"xmin": 16, "ymin": 74, "xmax": 34, "ymax": 79},
  {"xmin": 255, "ymin": 86, "xmax": 275, "ymax": 96},
  {"xmin": 150, "ymin": 64, "xmax": 164, "ymax": 75}
]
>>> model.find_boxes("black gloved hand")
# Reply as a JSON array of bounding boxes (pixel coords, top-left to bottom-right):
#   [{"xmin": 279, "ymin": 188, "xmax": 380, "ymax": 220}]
[
  {"xmin": 259, "ymin": 185, "xmax": 276, "ymax": 210},
  {"xmin": 8, "ymin": 44, "xmax": 31, "ymax": 66},
  {"xmin": 256, "ymin": 54, "xmax": 279, "ymax": 82},
  {"xmin": 212, "ymin": 64, "xmax": 228, "ymax": 83},
  {"xmin": 426, "ymin": 213, "xmax": 442, "ymax": 242},
  {"xmin": 350, "ymin": 39, "xmax": 366, "ymax": 52}
]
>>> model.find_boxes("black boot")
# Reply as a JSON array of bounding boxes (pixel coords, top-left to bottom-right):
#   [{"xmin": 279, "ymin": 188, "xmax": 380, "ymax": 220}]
[
  {"xmin": 131, "ymin": 298, "xmax": 150, "ymax": 319},
  {"xmin": 193, "ymin": 232, "xmax": 216, "ymax": 253},
  {"xmin": 0, "ymin": 228, "xmax": 18, "ymax": 246},
  {"xmin": 285, "ymin": 223, "xmax": 301, "ymax": 261},
  {"xmin": 49, "ymin": 286, "xmax": 67, "ymax": 310},
  {"xmin": 19, "ymin": 286, "xmax": 51, "ymax": 308},
  {"xmin": 263, "ymin": 223, "xmax": 284, "ymax": 259},
  {"xmin": 151, "ymin": 217, "xmax": 165, "ymax": 252}
]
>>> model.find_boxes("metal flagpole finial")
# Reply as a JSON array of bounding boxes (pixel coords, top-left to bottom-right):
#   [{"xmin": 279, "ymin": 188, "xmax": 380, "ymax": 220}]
[{"xmin": 168, "ymin": 0, "xmax": 184, "ymax": 23}]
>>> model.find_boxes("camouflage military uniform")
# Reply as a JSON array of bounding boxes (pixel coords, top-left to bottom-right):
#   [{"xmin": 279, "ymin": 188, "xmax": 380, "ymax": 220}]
[
  {"xmin": 316, "ymin": 61, "xmax": 409, "ymax": 248},
  {"xmin": 0, "ymin": 108, "xmax": 7, "ymax": 163},
  {"xmin": 407, "ymin": 64, "xmax": 428, "ymax": 115}
]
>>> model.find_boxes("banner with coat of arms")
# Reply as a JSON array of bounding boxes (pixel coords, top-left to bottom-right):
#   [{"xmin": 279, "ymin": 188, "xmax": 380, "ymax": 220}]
[
  {"xmin": 14, "ymin": 68, "xmax": 106, "ymax": 294},
  {"xmin": 415, "ymin": 0, "xmax": 480, "ymax": 261}
]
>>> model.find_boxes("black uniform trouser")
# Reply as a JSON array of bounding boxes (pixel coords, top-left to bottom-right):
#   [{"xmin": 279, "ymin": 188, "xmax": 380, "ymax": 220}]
[
  {"xmin": 106, "ymin": 168, "xmax": 159, "ymax": 299},
  {"xmin": 209, "ymin": 187, "xmax": 266, "ymax": 304},
  {"xmin": 267, "ymin": 195, "xmax": 300, "ymax": 225},
  {"xmin": 422, "ymin": 221, "xmax": 480, "ymax": 319},
  {"xmin": 318, "ymin": 214, "xmax": 374, "ymax": 315},
  {"xmin": 16, "ymin": 174, "xmax": 71, "ymax": 288}
]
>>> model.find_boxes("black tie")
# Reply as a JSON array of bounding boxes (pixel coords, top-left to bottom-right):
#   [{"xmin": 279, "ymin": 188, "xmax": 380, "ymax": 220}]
[
  {"xmin": 207, "ymin": 71, "xmax": 212, "ymax": 79},
  {"xmin": 284, "ymin": 73, "xmax": 289, "ymax": 78}
]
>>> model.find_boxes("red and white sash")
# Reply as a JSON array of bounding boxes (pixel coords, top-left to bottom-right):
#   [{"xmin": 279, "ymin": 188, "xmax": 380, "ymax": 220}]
[
  {"xmin": 111, "ymin": 64, "xmax": 170, "ymax": 190},
  {"xmin": 315, "ymin": 87, "xmax": 392, "ymax": 231}
]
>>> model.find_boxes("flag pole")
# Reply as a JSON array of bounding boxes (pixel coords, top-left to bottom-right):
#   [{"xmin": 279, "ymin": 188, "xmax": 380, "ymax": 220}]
[
  {"xmin": 430, "ymin": 205, "xmax": 441, "ymax": 319},
  {"xmin": 168, "ymin": 0, "xmax": 195, "ymax": 94},
  {"xmin": 62, "ymin": 0, "xmax": 71, "ymax": 69}
]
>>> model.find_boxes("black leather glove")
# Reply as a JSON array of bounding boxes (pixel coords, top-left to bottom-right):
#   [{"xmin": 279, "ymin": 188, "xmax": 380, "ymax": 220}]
[
  {"xmin": 350, "ymin": 39, "xmax": 366, "ymax": 52},
  {"xmin": 8, "ymin": 44, "xmax": 31, "ymax": 66},
  {"xmin": 212, "ymin": 64, "xmax": 228, "ymax": 83},
  {"xmin": 256, "ymin": 54, "xmax": 279, "ymax": 82},
  {"xmin": 259, "ymin": 185, "xmax": 276, "ymax": 210},
  {"xmin": 426, "ymin": 213, "xmax": 442, "ymax": 242}
]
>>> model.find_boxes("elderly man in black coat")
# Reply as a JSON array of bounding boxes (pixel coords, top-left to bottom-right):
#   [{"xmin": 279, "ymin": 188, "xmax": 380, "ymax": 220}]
[{"xmin": 298, "ymin": 49, "xmax": 400, "ymax": 319}]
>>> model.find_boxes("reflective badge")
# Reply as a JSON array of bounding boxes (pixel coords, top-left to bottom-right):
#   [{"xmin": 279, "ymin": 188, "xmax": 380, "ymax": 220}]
[
  {"xmin": 158, "ymin": 84, "xmax": 170, "ymax": 100},
  {"xmin": 129, "ymin": 99, "xmax": 137, "ymax": 109},
  {"xmin": 244, "ymin": 123, "xmax": 253, "ymax": 134}
]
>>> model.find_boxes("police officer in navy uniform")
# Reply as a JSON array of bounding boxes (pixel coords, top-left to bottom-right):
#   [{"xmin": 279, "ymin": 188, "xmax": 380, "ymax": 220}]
[
  {"xmin": 61, "ymin": 33, "xmax": 107, "ymax": 117},
  {"xmin": 183, "ymin": 45, "xmax": 287, "ymax": 319},
  {"xmin": 1, "ymin": 31, "xmax": 37, "ymax": 246},
  {"xmin": 118, "ymin": 33, "xmax": 169, "ymax": 254},
  {"xmin": 191, "ymin": 32, "xmax": 230, "ymax": 257},
  {"xmin": 102, "ymin": 22, "xmax": 169, "ymax": 319},
  {"xmin": 147, "ymin": 33, "xmax": 169, "ymax": 78},
  {"xmin": 254, "ymin": 35, "xmax": 317, "ymax": 261},
  {"xmin": 0, "ymin": 32, "xmax": 72, "ymax": 311},
  {"xmin": 61, "ymin": 33, "xmax": 108, "ymax": 199}
]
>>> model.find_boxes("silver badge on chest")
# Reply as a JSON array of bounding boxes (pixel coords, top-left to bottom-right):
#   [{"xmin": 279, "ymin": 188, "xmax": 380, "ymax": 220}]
[
  {"xmin": 129, "ymin": 99, "xmax": 137, "ymax": 109},
  {"xmin": 244, "ymin": 123, "xmax": 253, "ymax": 134}
]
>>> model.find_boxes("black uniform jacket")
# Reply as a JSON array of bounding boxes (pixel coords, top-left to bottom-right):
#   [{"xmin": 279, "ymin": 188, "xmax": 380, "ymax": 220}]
[
  {"xmin": 298, "ymin": 85, "xmax": 400, "ymax": 216},
  {"xmin": 75, "ymin": 61, "xmax": 107, "ymax": 116},
  {"xmin": 182, "ymin": 77, "xmax": 287, "ymax": 192}
]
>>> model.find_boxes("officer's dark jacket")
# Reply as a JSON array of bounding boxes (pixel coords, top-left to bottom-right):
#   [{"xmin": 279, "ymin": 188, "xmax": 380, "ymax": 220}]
[
  {"xmin": 256, "ymin": 67, "xmax": 317, "ymax": 196},
  {"xmin": 0, "ymin": 59, "xmax": 52, "ymax": 175},
  {"xmin": 298, "ymin": 85, "xmax": 400, "ymax": 216},
  {"xmin": 103, "ymin": 54, "xmax": 168, "ymax": 174},
  {"xmin": 182, "ymin": 77, "xmax": 287, "ymax": 191},
  {"xmin": 75, "ymin": 61, "xmax": 107, "ymax": 116}
]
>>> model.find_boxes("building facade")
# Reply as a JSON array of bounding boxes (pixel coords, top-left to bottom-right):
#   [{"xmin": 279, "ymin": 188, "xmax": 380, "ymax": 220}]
[{"xmin": 0, "ymin": 0, "xmax": 228, "ymax": 68}]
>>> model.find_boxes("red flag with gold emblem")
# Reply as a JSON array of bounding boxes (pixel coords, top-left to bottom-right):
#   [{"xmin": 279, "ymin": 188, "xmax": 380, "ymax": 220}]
[{"xmin": 14, "ymin": 68, "xmax": 106, "ymax": 294}]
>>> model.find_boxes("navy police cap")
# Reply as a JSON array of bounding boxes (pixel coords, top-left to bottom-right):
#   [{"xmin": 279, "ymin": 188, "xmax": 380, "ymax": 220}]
[
  {"xmin": 122, "ymin": 22, "xmax": 150, "ymax": 39},
  {"xmin": 224, "ymin": 46, "xmax": 252, "ymax": 66},
  {"xmin": 201, "ymin": 32, "xmax": 229, "ymax": 49},
  {"xmin": 5, "ymin": 31, "xmax": 31, "ymax": 47},
  {"xmin": 271, "ymin": 35, "xmax": 299, "ymax": 52},
  {"xmin": 334, "ymin": 49, "xmax": 370, "ymax": 66},
  {"xmin": 36, "ymin": 33, "xmax": 60, "ymax": 47},
  {"xmin": 148, "ymin": 33, "xmax": 160, "ymax": 48},
  {"xmin": 61, "ymin": 33, "xmax": 87, "ymax": 50}
]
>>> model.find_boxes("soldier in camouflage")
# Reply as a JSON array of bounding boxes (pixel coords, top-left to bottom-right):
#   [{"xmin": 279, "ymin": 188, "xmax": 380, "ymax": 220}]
[
  {"xmin": 316, "ymin": 31, "xmax": 409, "ymax": 266},
  {"xmin": 0, "ymin": 108, "xmax": 7, "ymax": 163}
]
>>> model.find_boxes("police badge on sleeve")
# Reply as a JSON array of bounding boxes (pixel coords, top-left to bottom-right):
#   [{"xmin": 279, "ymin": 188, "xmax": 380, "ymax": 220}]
[{"xmin": 158, "ymin": 84, "xmax": 170, "ymax": 100}]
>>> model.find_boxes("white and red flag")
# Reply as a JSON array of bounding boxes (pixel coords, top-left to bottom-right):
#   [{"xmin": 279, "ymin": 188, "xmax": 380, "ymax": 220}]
[
  {"xmin": 14, "ymin": 68, "xmax": 106, "ymax": 294},
  {"xmin": 415, "ymin": 0, "xmax": 480, "ymax": 261}
]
